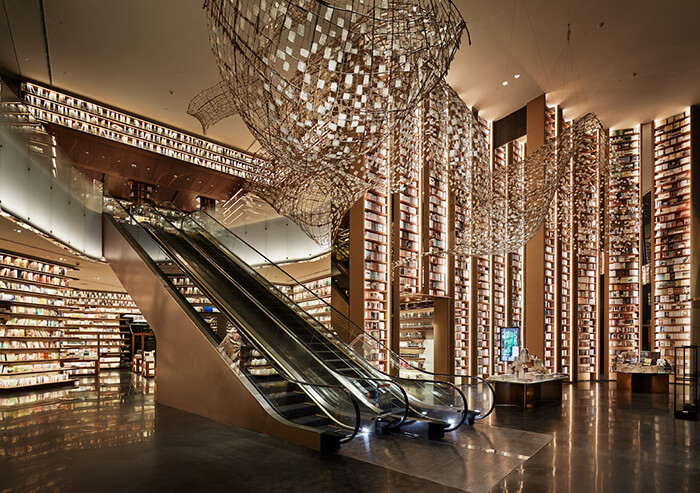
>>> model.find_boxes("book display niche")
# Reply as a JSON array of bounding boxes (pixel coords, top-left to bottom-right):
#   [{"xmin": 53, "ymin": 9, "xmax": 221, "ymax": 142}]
[
  {"xmin": 399, "ymin": 297, "xmax": 435, "ymax": 379},
  {"xmin": 0, "ymin": 251, "xmax": 77, "ymax": 390}
]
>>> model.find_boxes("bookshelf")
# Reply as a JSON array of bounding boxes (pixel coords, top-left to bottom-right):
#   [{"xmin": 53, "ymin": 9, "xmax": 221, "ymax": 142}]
[
  {"xmin": 454, "ymin": 210, "xmax": 470, "ymax": 375},
  {"xmin": 276, "ymin": 276, "xmax": 332, "ymax": 328},
  {"xmin": 0, "ymin": 251, "xmax": 77, "ymax": 390},
  {"xmin": 543, "ymin": 107, "xmax": 558, "ymax": 372},
  {"xmin": 475, "ymin": 256, "xmax": 491, "ymax": 378},
  {"xmin": 397, "ymin": 107, "xmax": 422, "ymax": 294},
  {"xmin": 348, "ymin": 139, "xmax": 392, "ymax": 373},
  {"xmin": 652, "ymin": 111, "xmax": 693, "ymax": 364},
  {"xmin": 422, "ymin": 93, "xmax": 449, "ymax": 297},
  {"xmin": 21, "ymin": 82, "xmax": 258, "ymax": 179},
  {"xmin": 362, "ymin": 142, "xmax": 391, "ymax": 372},
  {"xmin": 492, "ymin": 144, "xmax": 508, "ymax": 374},
  {"xmin": 575, "ymin": 128, "xmax": 603, "ymax": 380},
  {"xmin": 558, "ymin": 119, "xmax": 575, "ymax": 380},
  {"xmin": 399, "ymin": 298, "xmax": 434, "ymax": 378},
  {"xmin": 169, "ymin": 274, "xmax": 224, "ymax": 338},
  {"xmin": 509, "ymin": 140, "xmax": 525, "ymax": 357},
  {"xmin": 608, "ymin": 127, "xmax": 642, "ymax": 378},
  {"xmin": 65, "ymin": 291, "xmax": 140, "ymax": 372}
]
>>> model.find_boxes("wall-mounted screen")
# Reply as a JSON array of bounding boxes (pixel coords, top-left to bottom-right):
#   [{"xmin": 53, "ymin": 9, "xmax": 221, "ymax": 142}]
[{"xmin": 500, "ymin": 327, "xmax": 520, "ymax": 362}]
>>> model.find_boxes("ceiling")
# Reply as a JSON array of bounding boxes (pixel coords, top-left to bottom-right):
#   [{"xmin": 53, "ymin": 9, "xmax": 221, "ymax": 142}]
[
  {"xmin": 0, "ymin": 213, "xmax": 126, "ymax": 292},
  {"xmin": 1, "ymin": 0, "xmax": 700, "ymax": 150}
]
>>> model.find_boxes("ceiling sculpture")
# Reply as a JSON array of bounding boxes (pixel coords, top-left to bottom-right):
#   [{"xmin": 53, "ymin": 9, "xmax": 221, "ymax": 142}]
[
  {"xmin": 190, "ymin": 0, "xmax": 610, "ymax": 254},
  {"xmin": 190, "ymin": 0, "xmax": 465, "ymax": 173},
  {"xmin": 189, "ymin": 0, "xmax": 466, "ymax": 247}
]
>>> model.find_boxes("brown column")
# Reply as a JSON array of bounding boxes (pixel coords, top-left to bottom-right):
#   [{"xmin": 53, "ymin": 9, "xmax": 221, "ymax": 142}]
[{"xmin": 523, "ymin": 94, "xmax": 546, "ymax": 360}]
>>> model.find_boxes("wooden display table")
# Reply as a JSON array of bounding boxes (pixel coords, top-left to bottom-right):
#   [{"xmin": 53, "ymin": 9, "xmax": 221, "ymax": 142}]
[
  {"xmin": 488, "ymin": 374, "xmax": 568, "ymax": 408},
  {"xmin": 616, "ymin": 369, "xmax": 670, "ymax": 394}
]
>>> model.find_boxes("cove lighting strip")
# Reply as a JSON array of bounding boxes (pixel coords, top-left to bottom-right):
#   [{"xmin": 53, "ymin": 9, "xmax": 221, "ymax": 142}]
[{"xmin": 21, "ymin": 82, "xmax": 261, "ymax": 179}]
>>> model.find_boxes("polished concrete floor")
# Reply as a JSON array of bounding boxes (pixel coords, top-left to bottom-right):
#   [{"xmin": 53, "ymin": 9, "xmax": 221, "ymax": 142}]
[{"xmin": 0, "ymin": 371, "xmax": 698, "ymax": 492}]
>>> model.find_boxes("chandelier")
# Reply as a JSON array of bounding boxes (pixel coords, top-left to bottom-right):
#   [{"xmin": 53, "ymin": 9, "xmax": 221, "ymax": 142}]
[{"xmin": 189, "ymin": 0, "xmax": 466, "ymax": 177}]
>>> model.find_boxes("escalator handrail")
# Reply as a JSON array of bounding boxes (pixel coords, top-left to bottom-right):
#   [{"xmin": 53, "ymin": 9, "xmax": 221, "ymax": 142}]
[
  {"xmin": 106, "ymin": 201, "xmax": 363, "ymax": 442},
  {"xmin": 131, "ymin": 202, "xmax": 410, "ymax": 428},
  {"xmin": 189, "ymin": 206, "xmax": 494, "ymax": 420}
]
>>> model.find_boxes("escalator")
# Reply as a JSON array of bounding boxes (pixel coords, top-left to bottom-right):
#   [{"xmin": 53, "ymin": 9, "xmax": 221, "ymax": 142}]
[
  {"xmin": 103, "ymin": 199, "xmax": 412, "ymax": 451},
  {"xmin": 178, "ymin": 206, "xmax": 495, "ymax": 427},
  {"xmin": 148, "ymin": 204, "xmax": 479, "ymax": 434}
]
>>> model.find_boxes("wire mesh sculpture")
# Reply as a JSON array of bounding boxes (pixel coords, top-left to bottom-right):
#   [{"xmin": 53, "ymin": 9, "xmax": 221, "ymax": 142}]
[
  {"xmin": 393, "ymin": 78, "xmax": 612, "ymax": 263},
  {"xmin": 190, "ymin": 0, "xmax": 466, "ymax": 176}
]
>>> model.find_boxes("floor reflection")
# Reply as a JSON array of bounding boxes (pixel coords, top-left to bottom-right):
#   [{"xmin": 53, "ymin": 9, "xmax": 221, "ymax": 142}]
[
  {"xmin": 489, "ymin": 382, "xmax": 700, "ymax": 493},
  {"xmin": 1, "ymin": 377, "xmax": 698, "ymax": 492},
  {"xmin": 0, "ymin": 371, "xmax": 155, "ymax": 492}
]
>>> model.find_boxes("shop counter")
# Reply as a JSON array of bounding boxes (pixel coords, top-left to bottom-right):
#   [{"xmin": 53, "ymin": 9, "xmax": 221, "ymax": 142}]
[
  {"xmin": 488, "ymin": 374, "xmax": 568, "ymax": 407},
  {"xmin": 616, "ymin": 368, "xmax": 670, "ymax": 394}
]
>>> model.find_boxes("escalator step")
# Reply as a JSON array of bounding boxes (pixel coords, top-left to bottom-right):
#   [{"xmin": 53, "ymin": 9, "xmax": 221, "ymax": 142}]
[
  {"xmin": 268, "ymin": 391, "xmax": 306, "ymax": 406},
  {"xmin": 293, "ymin": 414, "xmax": 333, "ymax": 428},
  {"xmin": 252, "ymin": 378, "xmax": 289, "ymax": 392},
  {"xmin": 323, "ymin": 359, "xmax": 346, "ymax": 365},
  {"xmin": 278, "ymin": 402, "xmax": 320, "ymax": 419}
]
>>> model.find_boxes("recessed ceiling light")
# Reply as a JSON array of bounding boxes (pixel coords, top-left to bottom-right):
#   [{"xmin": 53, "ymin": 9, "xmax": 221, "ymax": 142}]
[
  {"xmin": 502, "ymin": 81, "xmax": 508, "ymax": 86},
  {"xmin": 59, "ymin": 257, "xmax": 66, "ymax": 261},
  {"xmin": 13, "ymin": 229, "xmax": 22, "ymax": 233},
  {"xmin": 95, "ymin": 277, "xmax": 100, "ymax": 280},
  {"xmin": 132, "ymin": 163, "xmax": 137, "ymax": 168},
  {"xmin": 514, "ymin": 74, "xmax": 521, "ymax": 79}
]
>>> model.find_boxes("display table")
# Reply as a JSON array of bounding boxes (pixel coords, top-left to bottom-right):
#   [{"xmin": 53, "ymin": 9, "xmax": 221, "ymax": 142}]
[
  {"xmin": 616, "ymin": 368, "xmax": 670, "ymax": 394},
  {"xmin": 488, "ymin": 374, "xmax": 568, "ymax": 407}
]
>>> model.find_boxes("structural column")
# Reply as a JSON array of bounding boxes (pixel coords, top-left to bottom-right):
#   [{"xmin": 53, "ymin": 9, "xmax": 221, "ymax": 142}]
[{"xmin": 523, "ymin": 94, "xmax": 546, "ymax": 360}]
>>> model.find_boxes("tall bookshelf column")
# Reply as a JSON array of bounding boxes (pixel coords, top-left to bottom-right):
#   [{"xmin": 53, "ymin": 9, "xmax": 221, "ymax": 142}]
[
  {"xmin": 652, "ymin": 108, "xmax": 699, "ymax": 366},
  {"xmin": 607, "ymin": 127, "xmax": 642, "ymax": 379},
  {"xmin": 349, "ymin": 142, "xmax": 391, "ymax": 373}
]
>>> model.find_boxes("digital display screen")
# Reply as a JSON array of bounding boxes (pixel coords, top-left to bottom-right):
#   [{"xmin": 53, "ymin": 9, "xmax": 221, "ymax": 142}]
[{"xmin": 500, "ymin": 327, "xmax": 520, "ymax": 362}]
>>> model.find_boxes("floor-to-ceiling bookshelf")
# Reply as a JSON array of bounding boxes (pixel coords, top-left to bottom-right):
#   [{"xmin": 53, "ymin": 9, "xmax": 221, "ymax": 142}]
[
  {"xmin": 652, "ymin": 110, "xmax": 693, "ymax": 365},
  {"xmin": 608, "ymin": 127, "xmax": 642, "ymax": 378}
]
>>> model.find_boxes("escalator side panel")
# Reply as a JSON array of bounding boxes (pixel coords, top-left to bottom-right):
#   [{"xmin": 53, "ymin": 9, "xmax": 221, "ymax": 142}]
[{"xmin": 102, "ymin": 214, "xmax": 329, "ymax": 451}]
